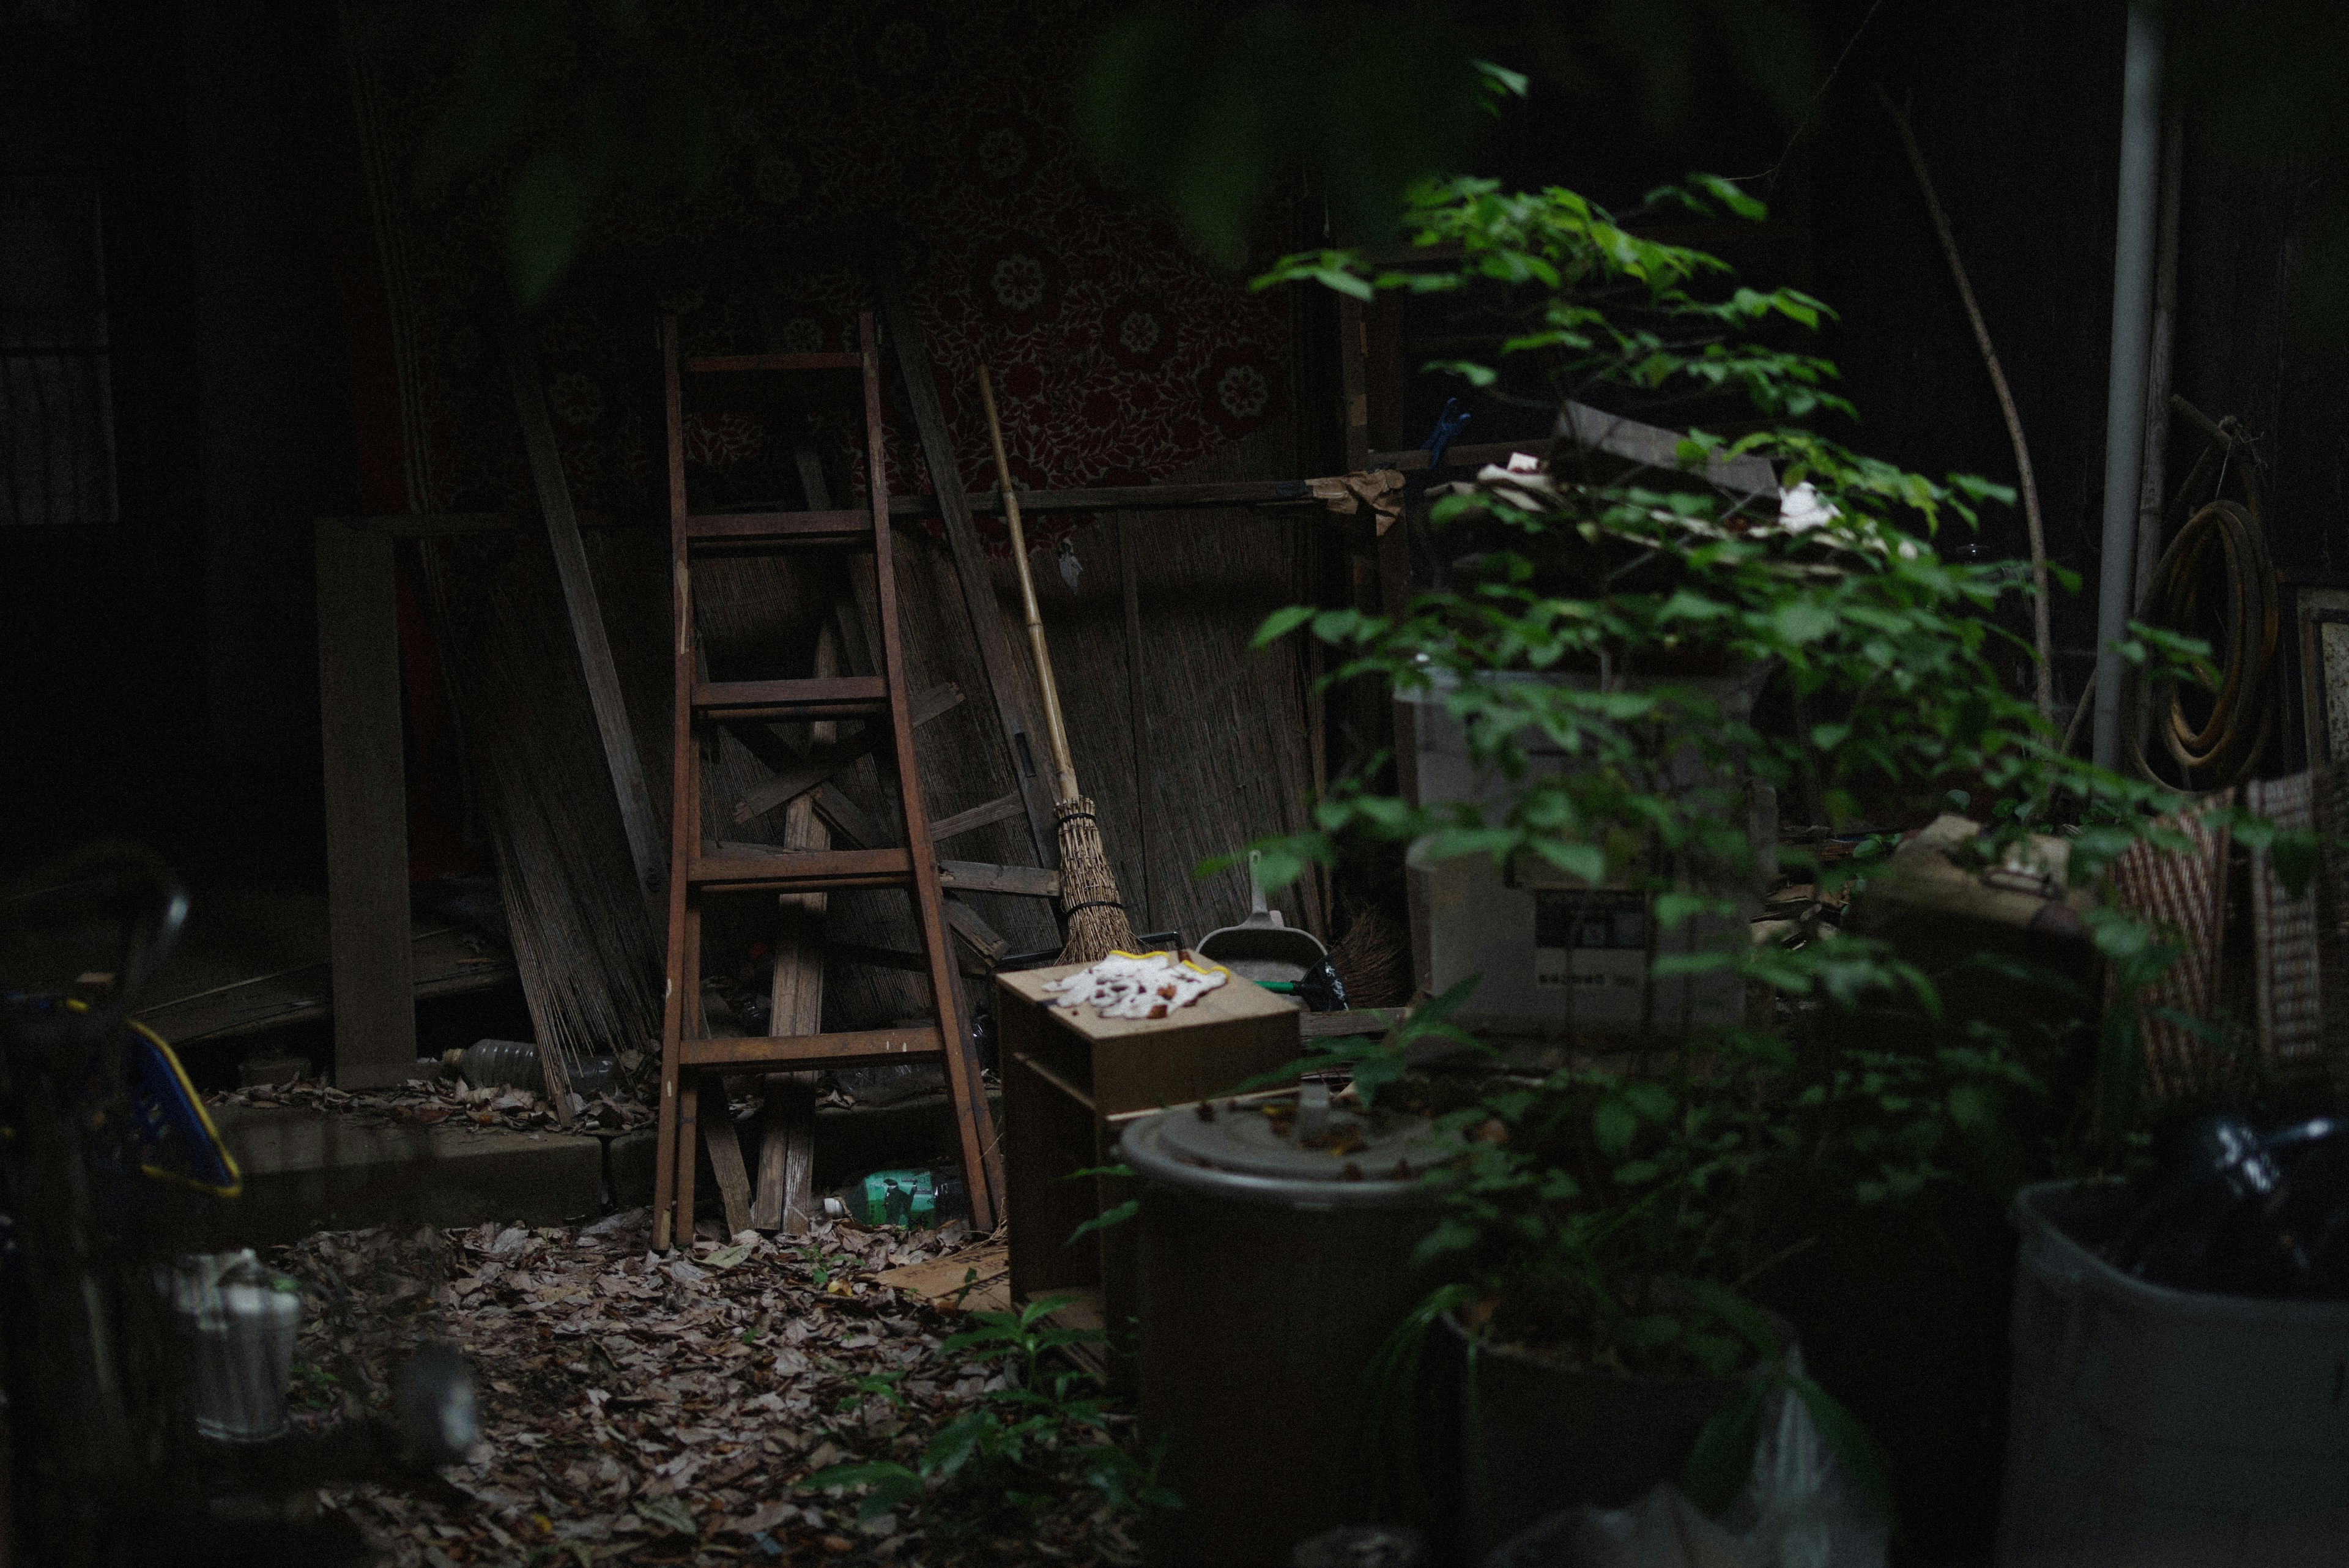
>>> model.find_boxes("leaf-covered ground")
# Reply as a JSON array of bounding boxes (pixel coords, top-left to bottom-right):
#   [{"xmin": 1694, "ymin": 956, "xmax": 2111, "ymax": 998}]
[{"xmin": 280, "ymin": 1213, "xmax": 1146, "ymax": 1566}]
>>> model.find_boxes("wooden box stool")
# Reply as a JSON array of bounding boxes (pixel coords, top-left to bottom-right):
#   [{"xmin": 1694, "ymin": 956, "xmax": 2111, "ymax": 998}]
[{"xmin": 997, "ymin": 962, "xmax": 1299, "ymax": 1360}]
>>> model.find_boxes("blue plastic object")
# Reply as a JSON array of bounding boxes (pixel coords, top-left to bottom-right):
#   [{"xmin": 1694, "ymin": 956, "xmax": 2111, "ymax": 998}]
[
  {"xmin": 117, "ymin": 1014, "xmax": 241, "ymax": 1198},
  {"xmin": 1422, "ymin": 396, "xmax": 1472, "ymax": 468}
]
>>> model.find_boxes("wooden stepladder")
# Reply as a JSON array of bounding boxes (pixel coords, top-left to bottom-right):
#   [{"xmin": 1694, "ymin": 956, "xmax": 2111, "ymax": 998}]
[{"xmin": 651, "ymin": 311, "xmax": 1004, "ymax": 1250}]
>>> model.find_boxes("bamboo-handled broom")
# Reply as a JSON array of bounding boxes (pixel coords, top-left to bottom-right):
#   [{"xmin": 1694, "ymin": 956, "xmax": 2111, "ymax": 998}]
[{"xmin": 976, "ymin": 366, "xmax": 1139, "ymax": 965}]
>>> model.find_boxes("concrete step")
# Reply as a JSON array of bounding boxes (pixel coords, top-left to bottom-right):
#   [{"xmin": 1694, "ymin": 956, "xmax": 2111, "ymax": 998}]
[{"xmin": 196, "ymin": 1088, "xmax": 1005, "ymax": 1246}]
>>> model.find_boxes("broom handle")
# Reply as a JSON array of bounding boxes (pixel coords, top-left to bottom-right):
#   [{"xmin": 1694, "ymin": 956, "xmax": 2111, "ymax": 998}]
[{"xmin": 976, "ymin": 365, "xmax": 1082, "ymax": 804}]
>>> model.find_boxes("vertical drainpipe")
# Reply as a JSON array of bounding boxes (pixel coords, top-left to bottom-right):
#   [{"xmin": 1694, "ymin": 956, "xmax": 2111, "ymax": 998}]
[{"xmin": 2092, "ymin": 2, "xmax": 2166, "ymax": 770}]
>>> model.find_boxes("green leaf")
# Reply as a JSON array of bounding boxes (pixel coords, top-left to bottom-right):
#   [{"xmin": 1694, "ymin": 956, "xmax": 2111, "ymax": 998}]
[
  {"xmin": 1654, "ymin": 890, "xmax": 1726, "ymax": 928},
  {"xmin": 1526, "ymin": 839, "xmax": 1607, "ymax": 885},
  {"xmin": 1474, "ymin": 59, "xmax": 1530, "ymax": 99},
  {"xmin": 1684, "ymin": 1279, "xmax": 1782, "ymax": 1361},
  {"xmin": 1681, "ymin": 1376, "xmax": 1769, "ymax": 1515},
  {"xmin": 1768, "ymin": 599, "xmax": 1840, "ymax": 645},
  {"xmin": 1693, "ymin": 172, "xmax": 1768, "ymax": 222},
  {"xmin": 1067, "ymin": 1200, "xmax": 1139, "ymax": 1246},
  {"xmin": 1254, "ymin": 604, "xmax": 1316, "ymax": 647},
  {"xmin": 1658, "ymin": 588, "xmax": 1732, "ymax": 622},
  {"xmin": 2273, "ymin": 831, "xmax": 2321, "ymax": 899},
  {"xmin": 1593, "ymin": 1097, "xmax": 1638, "ymax": 1161}
]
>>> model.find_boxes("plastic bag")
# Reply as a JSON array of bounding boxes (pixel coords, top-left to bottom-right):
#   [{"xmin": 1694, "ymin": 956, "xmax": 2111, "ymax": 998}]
[{"xmin": 1486, "ymin": 1350, "xmax": 1886, "ymax": 1568}]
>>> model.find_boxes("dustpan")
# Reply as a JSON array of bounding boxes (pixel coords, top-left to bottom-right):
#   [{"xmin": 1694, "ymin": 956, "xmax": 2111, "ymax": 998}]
[{"xmin": 1198, "ymin": 850, "xmax": 1328, "ymax": 985}]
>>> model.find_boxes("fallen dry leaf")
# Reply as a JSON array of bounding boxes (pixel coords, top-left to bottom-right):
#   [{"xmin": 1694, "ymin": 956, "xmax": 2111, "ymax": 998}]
[{"xmin": 278, "ymin": 1210, "xmax": 1139, "ymax": 1568}]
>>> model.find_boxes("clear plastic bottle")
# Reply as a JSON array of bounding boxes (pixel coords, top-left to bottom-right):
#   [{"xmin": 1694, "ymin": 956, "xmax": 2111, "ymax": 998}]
[{"xmin": 445, "ymin": 1039, "xmax": 615, "ymax": 1097}]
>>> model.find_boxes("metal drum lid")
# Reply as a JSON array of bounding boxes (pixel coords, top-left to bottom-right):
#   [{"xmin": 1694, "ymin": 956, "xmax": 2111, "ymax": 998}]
[{"xmin": 1151, "ymin": 1094, "xmax": 1460, "ymax": 1182}]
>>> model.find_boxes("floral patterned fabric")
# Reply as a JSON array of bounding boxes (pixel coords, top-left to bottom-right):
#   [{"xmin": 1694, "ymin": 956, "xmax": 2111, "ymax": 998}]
[{"xmin": 336, "ymin": 0, "xmax": 1292, "ymax": 546}]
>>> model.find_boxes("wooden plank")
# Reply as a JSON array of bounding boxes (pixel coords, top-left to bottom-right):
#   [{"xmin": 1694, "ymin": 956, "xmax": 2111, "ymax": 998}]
[
  {"xmin": 671, "ymin": 1075, "xmax": 700, "ymax": 1248},
  {"xmin": 756, "ymin": 628, "xmax": 835, "ymax": 1235},
  {"xmin": 700, "ymin": 1072, "xmax": 756, "ymax": 1238},
  {"xmin": 941, "ymin": 897, "xmax": 1009, "ymax": 960},
  {"xmin": 1301, "ymin": 1007, "xmax": 1412, "ymax": 1040},
  {"xmin": 504, "ymin": 322, "xmax": 667, "ymax": 919},
  {"xmin": 863, "ymin": 306, "xmax": 1003, "ymax": 1229},
  {"xmin": 1338, "ymin": 295, "xmax": 1371, "ymax": 472},
  {"xmin": 930, "ymin": 792, "xmax": 1024, "ymax": 844},
  {"xmin": 875, "ymin": 1239, "xmax": 1012, "ymax": 1313},
  {"xmin": 688, "ymin": 847, "xmax": 912, "ymax": 893},
  {"xmin": 683, "ymin": 351, "xmax": 860, "ymax": 373},
  {"xmin": 680, "ymin": 1024, "xmax": 944, "ymax": 1071},
  {"xmin": 653, "ymin": 315, "xmax": 699, "ymax": 1252},
  {"xmin": 874, "ymin": 270, "xmax": 1059, "ymax": 869},
  {"xmin": 1551, "ymin": 402, "xmax": 1776, "ymax": 495},
  {"xmin": 1118, "ymin": 517, "xmax": 1153, "ymax": 931},
  {"xmin": 811, "ymin": 782, "xmax": 886, "ymax": 852},
  {"xmin": 1367, "ymin": 418, "xmax": 1773, "ymax": 495},
  {"xmin": 683, "ymin": 510, "xmax": 872, "ymax": 550},
  {"xmin": 314, "ymin": 519, "xmax": 417, "ymax": 1088},
  {"xmin": 692, "ymin": 674, "xmax": 888, "ymax": 722},
  {"xmin": 886, "ymin": 478, "xmax": 1318, "ymax": 517},
  {"xmin": 755, "ymin": 1073, "xmax": 820, "ymax": 1234},
  {"xmin": 732, "ymin": 681, "xmax": 963, "ymax": 825},
  {"xmin": 1366, "ymin": 439, "xmax": 1534, "ymax": 472},
  {"xmin": 938, "ymin": 860, "xmax": 1060, "ymax": 899}
]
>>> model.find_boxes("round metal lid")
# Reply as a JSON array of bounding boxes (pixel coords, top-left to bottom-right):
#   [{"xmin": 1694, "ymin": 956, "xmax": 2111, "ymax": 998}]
[{"xmin": 1148, "ymin": 1094, "xmax": 1460, "ymax": 1183}]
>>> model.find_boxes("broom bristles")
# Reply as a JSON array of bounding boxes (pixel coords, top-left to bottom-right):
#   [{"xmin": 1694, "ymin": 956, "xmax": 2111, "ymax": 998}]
[
  {"xmin": 1329, "ymin": 903, "xmax": 1411, "ymax": 1009},
  {"xmin": 1053, "ymin": 796, "xmax": 1137, "ymax": 965}
]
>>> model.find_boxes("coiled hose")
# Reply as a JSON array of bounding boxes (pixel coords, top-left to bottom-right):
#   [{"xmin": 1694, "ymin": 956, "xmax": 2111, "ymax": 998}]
[{"xmin": 2126, "ymin": 407, "xmax": 2280, "ymax": 790}]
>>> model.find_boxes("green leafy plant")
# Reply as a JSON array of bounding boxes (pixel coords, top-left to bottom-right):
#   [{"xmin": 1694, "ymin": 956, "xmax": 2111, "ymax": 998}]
[
  {"xmin": 1240, "ymin": 173, "xmax": 2316, "ymax": 1524},
  {"xmin": 800, "ymin": 1295, "xmax": 1177, "ymax": 1529}
]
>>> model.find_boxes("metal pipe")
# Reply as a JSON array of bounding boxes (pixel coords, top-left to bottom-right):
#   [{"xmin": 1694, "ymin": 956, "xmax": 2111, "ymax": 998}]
[{"xmin": 2092, "ymin": 2, "xmax": 2167, "ymax": 770}]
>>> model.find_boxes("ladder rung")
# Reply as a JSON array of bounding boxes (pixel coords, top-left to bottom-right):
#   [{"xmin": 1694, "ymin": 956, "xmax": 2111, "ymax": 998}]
[
  {"xmin": 688, "ymin": 846, "xmax": 913, "ymax": 893},
  {"xmin": 680, "ymin": 1024, "xmax": 943, "ymax": 1071},
  {"xmin": 695, "ymin": 675, "xmax": 888, "ymax": 723},
  {"xmin": 683, "ymin": 510, "xmax": 872, "ymax": 551},
  {"xmin": 682, "ymin": 352, "xmax": 863, "ymax": 374}
]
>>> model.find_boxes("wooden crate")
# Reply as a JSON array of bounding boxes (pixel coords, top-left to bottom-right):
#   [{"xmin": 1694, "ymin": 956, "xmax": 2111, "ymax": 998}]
[{"xmin": 997, "ymin": 963, "xmax": 1300, "ymax": 1353}]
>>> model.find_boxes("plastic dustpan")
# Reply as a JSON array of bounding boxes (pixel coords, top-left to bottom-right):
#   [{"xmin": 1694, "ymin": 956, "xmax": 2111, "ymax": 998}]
[{"xmin": 1198, "ymin": 850, "xmax": 1327, "ymax": 985}]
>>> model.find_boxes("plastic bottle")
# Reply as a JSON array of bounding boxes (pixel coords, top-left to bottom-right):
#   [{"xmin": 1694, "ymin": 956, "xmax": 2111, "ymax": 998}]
[{"xmin": 444, "ymin": 1040, "xmax": 615, "ymax": 1098}]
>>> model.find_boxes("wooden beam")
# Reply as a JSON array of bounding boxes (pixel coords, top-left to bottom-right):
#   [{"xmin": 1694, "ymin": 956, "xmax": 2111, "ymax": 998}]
[
  {"xmin": 732, "ymin": 681, "xmax": 963, "ymax": 825},
  {"xmin": 680, "ymin": 1025, "xmax": 944, "ymax": 1071},
  {"xmin": 754, "ymin": 628, "xmax": 836, "ymax": 1235},
  {"xmin": 700, "ymin": 1077, "xmax": 757, "ymax": 1238},
  {"xmin": 930, "ymin": 792, "xmax": 1023, "ymax": 844},
  {"xmin": 937, "ymin": 860, "xmax": 1059, "ymax": 899},
  {"xmin": 887, "ymin": 478, "xmax": 1321, "ymax": 517},
  {"xmin": 1339, "ymin": 295, "xmax": 1371, "ymax": 472},
  {"xmin": 503, "ymin": 323, "xmax": 668, "ymax": 919},
  {"xmin": 336, "ymin": 510, "xmax": 647, "ymax": 539},
  {"xmin": 941, "ymin": 897, "xmax": 1009, "ymax": 960},
  {"xmin": 811, "ymin": 782, "xmax": 886, "ymax": 853},
  {"xmin": 873, "ymin": 270, "xmax": 1060, "ymax": 868},
  {"xmin": 314, "ymin": 520, "xmax": 417, "ymax": 1088}
]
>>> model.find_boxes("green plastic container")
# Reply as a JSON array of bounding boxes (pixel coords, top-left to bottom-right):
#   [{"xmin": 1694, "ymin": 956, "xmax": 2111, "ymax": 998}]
[{"xmin": 849, "ymin": 1168, "xmax": 935, "ymax": 1228}]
